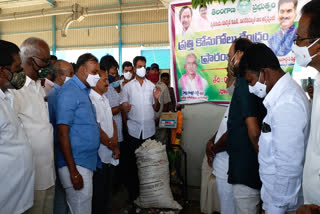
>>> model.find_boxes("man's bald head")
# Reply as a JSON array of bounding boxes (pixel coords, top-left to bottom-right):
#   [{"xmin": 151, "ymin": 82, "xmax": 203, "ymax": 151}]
[
  {"xmin": 52, "ymin": 60, "xmax": 74, "ymax": 86},
  {"xmin": 20, "ymin": 37, "xmax": 50, "ymax": 65},
  {"xmin": 20, "ymin": 37, "xmax": 50, "ymax": 81}
]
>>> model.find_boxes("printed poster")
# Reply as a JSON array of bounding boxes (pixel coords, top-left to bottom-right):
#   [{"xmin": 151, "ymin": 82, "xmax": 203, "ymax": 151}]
[{"xmin": 169, "ymin": 0, "xmax": 309, "ymax": 104}]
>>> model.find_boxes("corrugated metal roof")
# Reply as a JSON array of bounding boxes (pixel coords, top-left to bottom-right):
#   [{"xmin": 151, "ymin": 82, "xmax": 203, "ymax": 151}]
[{"xmin": 0, "ymin": 0, "xmax": 169, "ymax": 50}]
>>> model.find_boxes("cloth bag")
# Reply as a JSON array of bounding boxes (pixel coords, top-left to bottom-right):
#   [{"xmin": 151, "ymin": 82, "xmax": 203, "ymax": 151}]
[{"xmin": 135, "ymin": 140, "xmax": 182, "ymax": 210}]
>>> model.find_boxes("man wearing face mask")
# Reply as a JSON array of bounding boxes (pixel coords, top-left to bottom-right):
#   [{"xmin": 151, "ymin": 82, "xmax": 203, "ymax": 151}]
[
  {"xmin": 100, "ymin": 55, "xmax": 124, "ymax": 151},
  {"xmin": 147, "ymin": 63, "xmax": 171, "ymax": 144},
  {"xmin": 90, "ymin": 70, "xmax": 119, "ymax": 214},
  {"xmin": 55, "ymin": 53, "xmax": 101, "ymax": 214},
  {"xmin": 161, "ymin": 72, "xmax": 176, "ymax": 112},
  {"xmin": 241, "ymin": 43, "xmax": 311, "ymax": 214},
  {"xmin": 47, "ymin": 60, "xmax": 74, "ymax": 214},
  {"xmin": 103, "ymin": 55, "xmax": 121, "ymax": 93},
  {"xmin": 268, "ymin": 0, "xmax": 298, "ymax": 56},
  {"xmin": 121, "ymin": 61, "xmax": 133, "ymax": 88},
  {"xmin": 100, "ymin": 55, "xmax": 125, "ymax": 192},
  {"xmin": 9, "ymin": 37, "xmax": 55, "ymax": 214},
  {"xmin": 0, "ymin": 40, "xmax": 34, "ymax": 214},
  {"xmin": 292, "ymin": 0, "xmax": 320, "ymax": 206},
  {"xmin": 226, "ymin": 38, "xmax": 266, "ymax": 214},
  {"xmin": 205, "ymin": 70, "xmax": 236, "ymax": 214},
  {"xmin": 120, "ymin": 56, "xmax": 161, "ymax": 213}
]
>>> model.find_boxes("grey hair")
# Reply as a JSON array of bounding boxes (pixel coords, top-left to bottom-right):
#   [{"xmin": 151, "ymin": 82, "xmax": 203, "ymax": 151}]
[
  {"xmin": 20, "ymin": 37, "xmax": 49, "ymax": 64},
  {"xmin": 184, "ymin": 53, "xmax": 197, "ymax": 65}
]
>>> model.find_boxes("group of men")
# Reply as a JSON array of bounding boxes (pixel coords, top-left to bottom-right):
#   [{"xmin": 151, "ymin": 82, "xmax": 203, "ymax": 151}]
[
  {"xmin": 0, "ymin": 35, "xmax": 175, "ymax": 214},
  {"xmin": 206, "ymin": 1, "xmax": 320, "ymax": 214}
]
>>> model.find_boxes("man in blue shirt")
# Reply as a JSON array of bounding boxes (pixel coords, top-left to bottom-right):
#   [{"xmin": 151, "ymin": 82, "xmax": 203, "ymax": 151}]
[
  {"xmin": 48, "ymin": 60, "xmax": 74, "ymax": 146},
  {"xmin": 268, "ymin": 0, "xmax": 298, "ymax": 56},
  {"xmin": 47, "ymin": 60, "xmax": 74, "ymax": 214},
  {"xmin": 55, "ymin": 53, "xmax": 101, "ymax": 214}
]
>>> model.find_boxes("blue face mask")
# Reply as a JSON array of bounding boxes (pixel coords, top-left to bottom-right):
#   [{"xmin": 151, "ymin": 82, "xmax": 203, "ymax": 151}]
[
  {"xmin": 111, "ymin": 80, "xmax": 120, "ymax": 88},
  {"xmin": 108, "ymin": 75, "xmax": 116, "ymax": 83}
]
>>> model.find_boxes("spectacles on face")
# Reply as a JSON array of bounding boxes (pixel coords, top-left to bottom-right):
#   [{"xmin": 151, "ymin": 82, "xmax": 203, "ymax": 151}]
[
  {"xmin": 293, "ymin": 35, "xmax": 320, "ymax": 45},
  {"xmin": 31, "ymin": 56, "xmax": 50, "ymax": 68}
]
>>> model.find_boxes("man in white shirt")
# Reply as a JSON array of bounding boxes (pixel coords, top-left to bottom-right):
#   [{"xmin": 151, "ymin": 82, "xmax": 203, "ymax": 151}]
[
  {"xmin": 10, "ymin": 37, "xmax": 55, "ymax": 214},
  {"xmin": 292, "ymin": 0, "xmax": 320, "ymax": 207},
  {"xmin": 0, "ymin": 40, "xmax": 34, "ymax": 214},
  {"xmin": 179, "ymin": 53, "xmax": 208, "ymax": 93},
  {"xmin": 241, "ymin": 43, "xmax": 311, "ymax": 214},
  {"xmin": 89, "ymin": 70, "xmax": 119, "ymax": 214},
  {"xmin": 206, "ymin": 71, "xmax": 236, "ymax": 214},
  {"xmin": 120, "ymin": 56, "xmax": 161, "ymax": 210}
]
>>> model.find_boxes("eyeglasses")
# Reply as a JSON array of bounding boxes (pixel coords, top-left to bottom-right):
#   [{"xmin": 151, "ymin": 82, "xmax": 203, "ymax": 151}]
[
  {"xmin": 31, "ymin": 56, "xmax": 50, "ymax": 68},
  {"xmin": 293, "ymin": 36, "xmax": 320, "ymax": 45}
]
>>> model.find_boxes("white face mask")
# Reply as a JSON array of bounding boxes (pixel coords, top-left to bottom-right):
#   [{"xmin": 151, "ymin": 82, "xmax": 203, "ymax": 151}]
[
  {"xmin": 248, "ymin": 73, "xmax": 267, "ymax": 98},
  {"xmin": 86, "ymin": 74, "xmax": 100, "ymax": 87},
  {"xmin": 136, "ymin": 67, "xmax": 146, "ymax": 78},
  {"xmin": 292, "ymin": 38, "xmax": 320, "ymax": 67},
  {"xmin": 64, "ymin": 76, "xmax": 71, "ymax": 83},
  {"xmin": 124, "ymin": 72, "xmax": 132, "ymax": 80}
]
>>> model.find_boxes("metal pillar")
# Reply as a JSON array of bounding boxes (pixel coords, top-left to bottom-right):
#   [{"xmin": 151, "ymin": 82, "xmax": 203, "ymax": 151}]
[{"xmin": 118, "ymin": 0, "xmax": 122, "ymax": 72}]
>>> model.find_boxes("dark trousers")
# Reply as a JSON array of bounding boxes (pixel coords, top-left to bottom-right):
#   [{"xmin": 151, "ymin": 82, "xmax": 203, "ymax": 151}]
[
  {"xmin": 92, "ymin": 163, "xmax": 115, "ymax": 214},
  {"xmin": 122, "ymin": 134, "xmax": 152, "ymax": 202}
]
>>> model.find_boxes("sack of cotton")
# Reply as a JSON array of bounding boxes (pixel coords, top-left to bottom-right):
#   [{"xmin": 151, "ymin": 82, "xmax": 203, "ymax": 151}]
[{"xmin": 134, "ymin": 139, "xmax": 182, "ymax": 210}]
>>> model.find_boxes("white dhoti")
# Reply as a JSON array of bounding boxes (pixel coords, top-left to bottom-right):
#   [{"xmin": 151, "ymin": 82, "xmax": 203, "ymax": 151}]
[
  {"xmin": 232, "ymin": 184, "xmax": 260, "ymax": 214},
  {"xmin": 59, "ymin": 165, "xmax": 93, "ymax": 214},
  {"xmin": 200, "ymin": 156, "xmax": 220, "ymax": 214},
  {"xmin": 216, "ymin": 177, "xmax": 236, "ymax": 214}
]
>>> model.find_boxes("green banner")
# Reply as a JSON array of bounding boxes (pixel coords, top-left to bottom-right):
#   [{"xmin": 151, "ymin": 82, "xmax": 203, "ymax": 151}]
[{"xmin": 170, "ymin": 0, "xmax": 309, "ymax": 104}]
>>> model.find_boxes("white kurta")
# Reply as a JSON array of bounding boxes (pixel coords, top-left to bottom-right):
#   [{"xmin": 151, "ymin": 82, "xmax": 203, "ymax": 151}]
[
  {"xmin": 0, "ymin": 90, "xmax": 35, "ymax": 214},
  {"xmin": 120, "ymin": 78, "xmax": 156, "ymax": 139},
  {"xmin": 10, "ymin": 76, "xmax": 55, "ymax": 190},
  {"xmin": 212, "ymin": 106, "xmax": 229, "ymax": 180},
  {"xmin": 89, "ymin": 89, "xmax": 118, "ymax": 166},
  {"xmin": 259, "ymin": 73, "xmax": 311, "ymax": 213},
  {"xmin": 303, "ymin": 72, "xmax": 320, "ymax": 205}
]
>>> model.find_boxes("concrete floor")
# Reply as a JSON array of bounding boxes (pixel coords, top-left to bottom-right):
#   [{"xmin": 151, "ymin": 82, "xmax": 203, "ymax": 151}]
[{"xmin": 109, "ymin": 185, "xmax": 205, "ymax": 214}]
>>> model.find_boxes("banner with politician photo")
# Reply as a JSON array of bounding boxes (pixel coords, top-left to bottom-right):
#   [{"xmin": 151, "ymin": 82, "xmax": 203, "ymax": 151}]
[{"xmin": 169, "ymin": 0, "xmax": 309, "ymax": 104}]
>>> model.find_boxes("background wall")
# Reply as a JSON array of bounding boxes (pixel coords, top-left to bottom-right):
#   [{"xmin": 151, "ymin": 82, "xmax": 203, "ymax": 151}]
[{"xmin": 180, "ymin": 103, "xmax": 226, "ymax": 199}]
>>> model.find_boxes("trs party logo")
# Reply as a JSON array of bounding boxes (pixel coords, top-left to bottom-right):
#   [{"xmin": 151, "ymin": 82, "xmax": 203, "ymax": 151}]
[{"xmin": 237, "ymin": 0, "xmax": 252, "ymax": 15}]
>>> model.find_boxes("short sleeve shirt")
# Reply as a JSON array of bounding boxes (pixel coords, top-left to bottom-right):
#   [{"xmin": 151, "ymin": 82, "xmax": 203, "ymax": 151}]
[
  {"xmin": 55, "ymin": 75, "xmax": 100, "ymax": 171},
  {"xmin": 227, "ymin": 77, "xmax": 266, "ymax": 189},
  {"xmin": 47, "ymin": 83, "xmax": 61, "ymax": 145},
  {"xmin": 155, "ymin": 82, "xmax": 171, "ymax": 119},
  {"xmin": 105, "ymin": 86, "xmax": 123, "ymax": 142}
]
